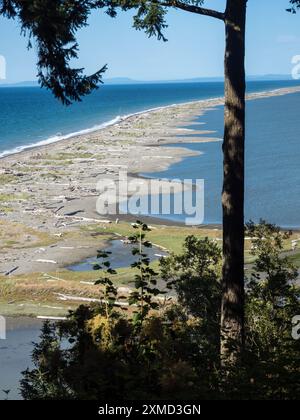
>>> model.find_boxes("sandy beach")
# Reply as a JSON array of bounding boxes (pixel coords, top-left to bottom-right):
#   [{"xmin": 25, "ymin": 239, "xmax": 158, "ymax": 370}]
[{"xmin": 1, "ymin": 85, "xmax": 300, "ymax": 277}]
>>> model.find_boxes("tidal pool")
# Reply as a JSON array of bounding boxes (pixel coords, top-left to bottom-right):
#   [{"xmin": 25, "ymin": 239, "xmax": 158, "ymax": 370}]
[{"xmin": 67, "ymin": 239, "xmax": 167, "ymax": 272}]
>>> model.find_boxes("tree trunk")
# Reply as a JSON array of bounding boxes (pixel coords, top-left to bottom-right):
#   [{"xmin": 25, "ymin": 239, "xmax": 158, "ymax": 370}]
[{"xmin": 221, "ymin": 0, "xmax": 247, "ymax": 364}]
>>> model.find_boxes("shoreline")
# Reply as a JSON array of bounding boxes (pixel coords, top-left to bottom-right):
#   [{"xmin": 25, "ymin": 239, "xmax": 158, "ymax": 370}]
[
  {"xmin": 0, "ymin": 85, "xmax": 300, "ymax": 278},
  {"xmin": 1, "ymin": 85, "xmax": 300, "ymax": 317},
  {"xmin": 0, "ymin": 97, "xmax": 220, "ymax": 160},
  {"xmin": 1, "ymin": 85, "xmax": 300, "ymax": 161}
]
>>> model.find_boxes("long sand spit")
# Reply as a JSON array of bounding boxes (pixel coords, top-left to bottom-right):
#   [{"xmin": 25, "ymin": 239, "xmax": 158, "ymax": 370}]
[{"xmin": 1, "ymin": 85, "xmax": 300, "ymax": 277}]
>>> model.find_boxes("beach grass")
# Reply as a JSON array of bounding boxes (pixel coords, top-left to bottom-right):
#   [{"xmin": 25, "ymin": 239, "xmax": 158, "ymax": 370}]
[
  {"xmin": 80, "ymin": 222, "xmax": 223, "ymax": 254},
  {"xmin": 289, "ymin": 251, "xmax": 300, "ymax": 267},
  {"xmin": 0, "ymin": 220, "xmax": 56, "ymax": 249},
  {"xmin": 0, "ymin": 266, "xmax": 142, "ymax": 317},
  {"xmin": 0, "ymin": 174, "xmax": 17, "ymax": 184},
  {"xmin": 0, "ymin": 192, "xmax": 31, "ymax": 202},
  {"xmin": 0, "ymin": 221, "xmax": 299, "ymax": 317},
  {"xmin": 80, "ymin": 222, "xmax": 300, "ymax": 262}
]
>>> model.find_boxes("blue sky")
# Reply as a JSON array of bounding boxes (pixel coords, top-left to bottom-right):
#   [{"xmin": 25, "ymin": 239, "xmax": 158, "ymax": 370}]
[{"xmin": 0, "ymin": 0, "xmax": 299, "ymax": 82}]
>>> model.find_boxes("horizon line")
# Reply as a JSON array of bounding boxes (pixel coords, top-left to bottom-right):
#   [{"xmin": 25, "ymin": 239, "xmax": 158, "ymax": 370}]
[{"xmin": 0, "ymin": 74, "xmax": 297, "ymax": 87}]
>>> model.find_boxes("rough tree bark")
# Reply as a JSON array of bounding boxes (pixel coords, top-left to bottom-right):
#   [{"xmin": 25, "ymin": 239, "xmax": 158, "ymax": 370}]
[{"xmin": 221, "ymin": 0, "xmax": 247, "ymax": 363}]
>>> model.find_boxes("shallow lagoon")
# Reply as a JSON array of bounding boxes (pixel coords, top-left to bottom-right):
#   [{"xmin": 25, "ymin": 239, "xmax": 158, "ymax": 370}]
[{"xmin": 68, "ymin": 239, "xmax": 167, "ymax": 272}]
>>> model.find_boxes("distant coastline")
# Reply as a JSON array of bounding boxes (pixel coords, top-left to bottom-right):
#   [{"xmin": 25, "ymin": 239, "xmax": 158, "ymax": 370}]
[{"xmin": 0, "ymin": 74, "xmax": 297, "ymax": 87}]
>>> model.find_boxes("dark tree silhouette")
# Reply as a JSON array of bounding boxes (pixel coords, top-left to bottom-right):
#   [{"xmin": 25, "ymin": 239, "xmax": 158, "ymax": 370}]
[
  {"xmin": 0, "ymin": 1, "xmax": 108, "ymax": 105},
  {"xmin": 1, "ymin": 0, "xmax": 298, "ymax": 363},
  {"xmin": 287, "ymin": 0, "xmax": 300, "ymax": 13}
]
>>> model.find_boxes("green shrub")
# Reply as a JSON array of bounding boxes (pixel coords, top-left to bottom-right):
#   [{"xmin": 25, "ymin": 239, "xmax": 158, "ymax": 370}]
[{"xmin": 21, "ymin": 221, "xmax": 300, "ymax": 400}]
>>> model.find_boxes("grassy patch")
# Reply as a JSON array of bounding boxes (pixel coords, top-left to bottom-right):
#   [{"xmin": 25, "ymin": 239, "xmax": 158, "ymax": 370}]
[
  {"xmin": 0, "ymin": 221, "xmax": 56, "ymax": 250},
  {"xmin": 0, "ymin": 205, "xmax": 13, "ymax": 214},
  {"xmin": 0, "ymin": 193, "xmax": 16, "ymax": 202},
  {"xmin": 0, "ymin": 270, "xmax": 107, "ymax": 317},
  {"xmin": 16, "ymin": 166, "xmax": 40, "ymax": 173},
  {"xmin": 0, "ymin": 300, "xmax": 76, "ymax": 317},
  {"xmin": 80, "ymin": 222, "xmax": 300, "ymax": 263},
  {"xmin": 289, "ymin": 251, "xmax": 300, "ymax": 268},
  {"xmin": 0, "ymin": 193, "xmax": 31, "ymax": 202},
  {"xmin": 1, "ymin": 221, "xmax": 299, "ymax": 317},
  {"xmin": 80, "ymin": 222, "xmax": 223, "ymax": 254},
  {"xmin": 50, "ymin": 152, "xmax": 94, "ymax": 160},
  {"xmin": 0, "ymin": 250, "xmax": 161, "ymax": 316},
  {"xmin": 0, "ymin": 174, "xmax": 16, "ymax": 184},
  {"xmin": 40, "ymin": 170, "xmax": 68, "ymax": 180}
]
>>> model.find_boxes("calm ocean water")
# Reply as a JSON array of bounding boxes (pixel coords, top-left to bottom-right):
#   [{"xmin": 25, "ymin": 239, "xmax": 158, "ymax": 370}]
[
  {"xmin": 143, "ymin": 91, "xmax": 300, "ymax": 228},
  {"xmin": 0, "ymin": 80, "xmax": 299, "ymax": 157}
]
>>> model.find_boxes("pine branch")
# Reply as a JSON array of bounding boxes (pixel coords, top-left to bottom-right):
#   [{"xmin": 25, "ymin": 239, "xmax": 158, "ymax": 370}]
[{"xmin": 158, "ymin": 1, "xmax": 225, "ymax": 20}]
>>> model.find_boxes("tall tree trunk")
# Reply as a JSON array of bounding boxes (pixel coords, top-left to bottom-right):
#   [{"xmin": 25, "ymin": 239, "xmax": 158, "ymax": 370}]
[{"xmin": 221, "ymin": 0, "xmax": 247, "ymax": 363}]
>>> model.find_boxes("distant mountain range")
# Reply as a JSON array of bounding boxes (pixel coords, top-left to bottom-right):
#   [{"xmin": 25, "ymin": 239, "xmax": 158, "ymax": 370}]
[
  {"xmin": 0, "ymin": 80, "xmax": 39, "ymax": 87},
  {"xmin": 104, "ymin": 75, "xmax": 297, "ymax": 84},
  {"xmin": 0, "ymin": 74, "xmax": 296, "ymax": 87}
]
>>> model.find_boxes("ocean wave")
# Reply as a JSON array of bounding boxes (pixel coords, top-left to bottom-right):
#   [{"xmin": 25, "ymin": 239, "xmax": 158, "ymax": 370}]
[
  {"xmin": 0, "ymin": 115, "xmax": 124, "ymax": 159},
  {"xmin": 0, "ymin": 94, "xmax": 226, "ymax": 159}
]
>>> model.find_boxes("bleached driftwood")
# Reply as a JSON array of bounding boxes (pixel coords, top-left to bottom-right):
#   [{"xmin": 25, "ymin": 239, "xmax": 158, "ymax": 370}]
[
  {"xmin": 37, "ymin": 316, "xmax": 67, "ymax": 321},
  {"xmin": 55, "ymin": 292, "xmax": 131, "ymax": 307},
  {"xmin": 36, "ymin": 259, "xmax": 57, "ymax": 264},
  {"xmin": 42, "ymin": 273, "xmax": 66, "ymax": 282}
]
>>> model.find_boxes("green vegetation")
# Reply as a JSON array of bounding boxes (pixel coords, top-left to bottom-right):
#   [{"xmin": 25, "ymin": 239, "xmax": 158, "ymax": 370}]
[
  {"xmin": 81, "ymin": 222, "xmax": 223, "ymax": 254},
  {"xmin": 0, "ymin": 0, "xmax": 299, "ymax": 400},
  {"xmin": 28, "ymin": 151, "xmax": 104, "ymax": 168},
  {"xmin": 1, "ymin": 221, "xmax": 299, "ymax": 319},
  {"xmin": 0, "ymin": 193, "xmax": 31, "ymax": 202},
  {"xmin": 0, "ymin": 192, "xmax": 31, "ymax": 213},
  {"xmin": 0, "ymin": 193, "xmax": 17, "ymax": 202},
  {"xmin": 20, "ymin": 222, "xmax": 300, "ymax": 400},
  {"xmin": 0, "ymin": 206, "xmax": 13, "ymax": 214},
  {"xmin": 51, "ymin": 152, "xmax": 94, "ymax": 160},
  {"xmin": 40, "ymin": 170, "xmax": 68, "ymax": 180},
  {"xmin": 82, "ymin": 222, "xmax": 300, "ymax": 264},
  {"xmin": 0, "ymin": 220, "xmax": 56, "ymax": 250},
  {"xmin": 289, "ymin": 251, "xmax": 300, "ymax": 267},
  {"xmin": 0, "ymin": 174, "xmax": 16, "ymax": 184}
]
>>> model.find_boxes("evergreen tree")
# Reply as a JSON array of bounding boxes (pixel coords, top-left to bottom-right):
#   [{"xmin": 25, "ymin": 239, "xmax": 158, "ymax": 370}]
[
  {"xmin": 0, "ymin": 1, "xmax": 108, "ymax": 105},
  {"xmin": 1, "ymin": 0, "xmax": 299, "ymax": 362}
]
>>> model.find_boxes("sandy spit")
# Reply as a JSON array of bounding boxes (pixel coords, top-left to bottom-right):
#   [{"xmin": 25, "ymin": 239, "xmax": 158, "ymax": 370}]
[{"xmin": 0, "ymin": 85, "xmax": 300, "ymax": 275}]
